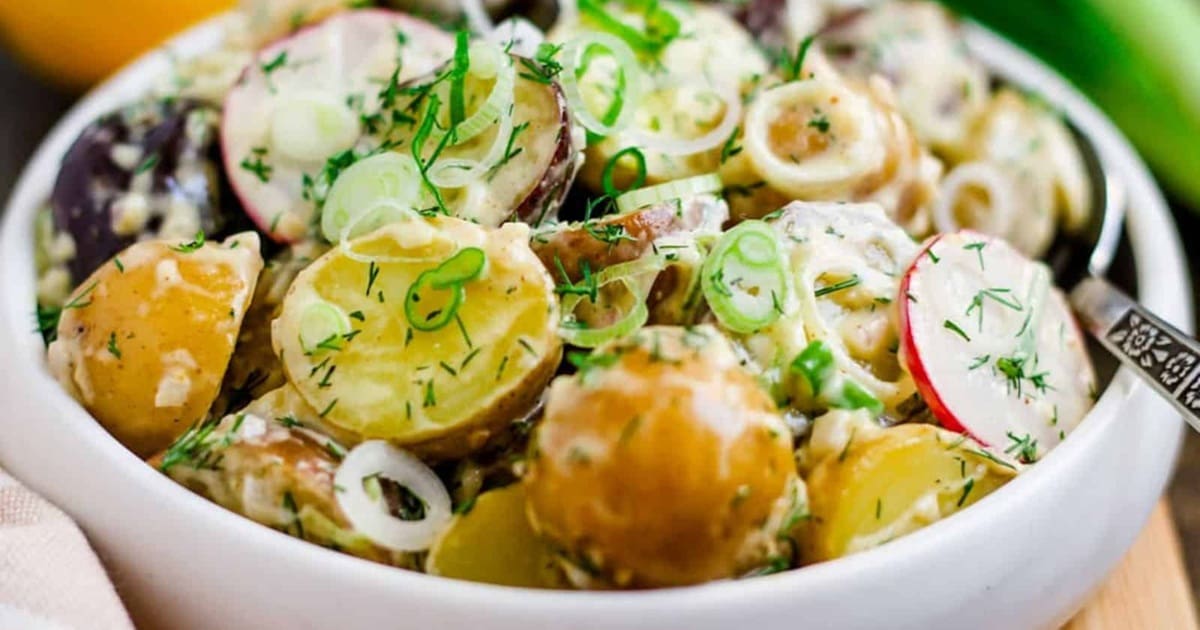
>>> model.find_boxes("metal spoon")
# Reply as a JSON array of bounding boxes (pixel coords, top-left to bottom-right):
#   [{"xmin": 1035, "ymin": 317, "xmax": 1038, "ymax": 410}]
[{"xmin": 1050, "ymin": 125, "xmax": 1200, "ymax": 432}]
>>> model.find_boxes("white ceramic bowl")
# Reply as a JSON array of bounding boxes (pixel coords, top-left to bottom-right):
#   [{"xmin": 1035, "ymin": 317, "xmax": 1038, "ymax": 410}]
[{"xmin": 0, "ymin": 16, "xmax": 1190, "ymax": 630}]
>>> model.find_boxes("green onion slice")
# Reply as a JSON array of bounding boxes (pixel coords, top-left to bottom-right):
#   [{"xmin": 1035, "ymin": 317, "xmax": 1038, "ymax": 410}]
[
  {"xmin": 404, "ymin": 248, "xmax": 488, "ymax": 333},
  {"xmin": 615, "ymin": 173, "xmax": 722, "ymax": 213},
  {"xmin": 790, "ymin": 339, "xmax": 835, "ymax": 395},
  {"xmin": 449, "ymin": 30, "xmax": 471, "ymax": 127},
  {"xmin": 577, "ymin": 0, "xmax": 681, "ymax": 56},
  {"xmin": 428, "ymin": 246, "xmax": 488, "ymax": 288},
  {"xmin": 321, "ymin": 152, "xmax": 422, "ymax": 244},
  {"xmin": 300, "ymin": 300, "xmax": 352, "ymax": 354},
  {"xmin": 560, "ymin": 32, "xmax": 644, "ymax": 136},
  {"xmin": 790, "ymin": 340, "xmax": 884, "ymax": 414},
  {"xmin": 701, "ymin": 220, "xmax": 788, "ymax": 334},
  {"xmin": 559, "ymin": 255, "xmax": 666, "ymax": 347},
  {"xmin": 428, "ymin": 43, "xmax": 516, "ymax": 148},
  {"xmin": 601, "ymin": 147, "xmax": 648, "ymax": 198}
]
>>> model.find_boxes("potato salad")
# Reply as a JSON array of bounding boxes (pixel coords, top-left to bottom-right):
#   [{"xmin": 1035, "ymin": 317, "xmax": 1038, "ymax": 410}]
[{"xmin": 35, "ymin": 0, "xmax": 1096, "ymax": 588}]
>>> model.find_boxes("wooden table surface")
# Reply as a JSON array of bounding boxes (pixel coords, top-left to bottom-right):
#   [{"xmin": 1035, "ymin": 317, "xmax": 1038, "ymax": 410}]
[
  {"xmin": 1070, "ymin": 501, "xmax": 1198, "ymax": 628},
  {"xmin": 1, "ymin": 47, "xmax": 1198, "ymax": 628}
]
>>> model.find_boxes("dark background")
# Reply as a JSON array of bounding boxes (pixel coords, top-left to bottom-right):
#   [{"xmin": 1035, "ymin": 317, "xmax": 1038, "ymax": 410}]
[{"xmin": 3, "ymin": 50, "xmax": 1200, "ymax": 595}]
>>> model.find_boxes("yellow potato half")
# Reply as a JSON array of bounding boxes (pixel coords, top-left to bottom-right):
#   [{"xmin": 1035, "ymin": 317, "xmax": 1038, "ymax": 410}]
[
  {"xmin": 800, "ymin": 418, "xmax": 1018, "ymax": 563},
  {"xmin": 426, "ymin": 484, "xmax": 566, "ymax": 588},
  {"xmin": 48, "ymin": 232, "xmax": 262, "ymax": 457},
  {"xmin": 273, "ymin": 217, "xmax": 561, "ymax": 460}
]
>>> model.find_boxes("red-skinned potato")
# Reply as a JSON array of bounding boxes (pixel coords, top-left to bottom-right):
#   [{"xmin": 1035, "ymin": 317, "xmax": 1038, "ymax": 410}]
[
  {"xmin": 530, "ymin": 195, "xmax": 727, "ymax": 325},
  {"xmin": 221, "ymin": 10, "xmax": 455, "ymax": 242},
  {"xmin": 391, "ymin": 55, "xmax": 582, "ymax": 227},
  {"xmin": 150, "ymin": 398, "xmax": 415, "ymax": 568}
]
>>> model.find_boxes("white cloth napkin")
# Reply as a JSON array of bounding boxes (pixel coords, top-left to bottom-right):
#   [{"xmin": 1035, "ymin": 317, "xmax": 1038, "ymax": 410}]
[{"xmin": 0, "ymin": 472, "xmax": 132, "ymax": 630}]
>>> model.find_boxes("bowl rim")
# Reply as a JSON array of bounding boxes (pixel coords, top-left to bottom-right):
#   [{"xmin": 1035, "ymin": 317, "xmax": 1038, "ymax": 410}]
[{"xmin": 0, "ymin": 12, "xmax": 1190, "ymax": 613}]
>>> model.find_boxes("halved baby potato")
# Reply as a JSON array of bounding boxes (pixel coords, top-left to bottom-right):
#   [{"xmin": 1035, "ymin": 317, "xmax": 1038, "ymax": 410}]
[
  {"xmin": 426, "ymin": 483, "xmax": 567, "ymax": 588},
  {"xmin": 798, "ymin": 411, "xmax": 1018, "ymax": 563},
  {"xmin": 273, "ymin": 217, "xmax": 561, "ymax": 460},
  {"xmin": 149, "ymin": 405, "xmax": 410, "ymax": 568},
  {"xmin": 48, "ymin": 232, "xmax": 262, "ymax": 457}
]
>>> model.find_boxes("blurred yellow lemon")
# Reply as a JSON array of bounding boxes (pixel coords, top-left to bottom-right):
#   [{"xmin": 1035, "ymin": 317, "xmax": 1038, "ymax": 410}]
[{"xmin": 0, "ymin": 0, "xmax": 233, "ymax": 90}]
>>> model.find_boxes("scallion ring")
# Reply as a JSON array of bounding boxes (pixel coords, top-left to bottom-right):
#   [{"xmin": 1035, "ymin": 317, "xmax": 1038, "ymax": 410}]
[
  {"xmin": 790, "ymin": 340, "xmax": 884, "ymax": 414},
  {"xmin": 428, "ymin": 246, "xmax": 488, "ymax": 288},
  {"xmin": 628, "ymin": 77, "xmax": 743, "ymax": 156},
  {"xmin": 701, "ymin": 220, "xmax": 789, "ymax": 334},
  {"xmin": 299, "ymin": 300, "xmax": 352, "ymax": 354},
  {"xmin": 321, "ymin": 152, "xmax": 422, "ymax": 244},
  {"xmin": 427, "ymin": 100, "xmax": 516, "ymax": 188},
  {"xmin": 333, "ymin": 441, "xmax": 452, "ymax": 551},
  {"xmin": 601, "ymin": 147, "xmax": 647, "ymax": 198},
  {"xmin": 427, "ymin": 43, "xmax": 516, "ymax": 148},
  {"xmin": 614, "ymin": 173, "xmax": 722, "ymax": 213},
  {"xmin": 404, "ymin": 247, "xmax": 488, "ymax": 332},
  {"xmin": 577, "ymin": 0, "xmax": 681, "ymax": 56},
  {"xmin": 558, "ymin": 255, "xmax": 666, "ymax": 347},
  {"xmin": 560, "ymin": 32, "xmax": 643, "ymax": 137}
]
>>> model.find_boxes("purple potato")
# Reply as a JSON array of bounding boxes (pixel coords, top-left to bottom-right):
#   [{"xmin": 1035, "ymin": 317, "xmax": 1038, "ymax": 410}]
[{"xmin": 51, "ymin": 98, "xmax": 237, "ymax": 283}]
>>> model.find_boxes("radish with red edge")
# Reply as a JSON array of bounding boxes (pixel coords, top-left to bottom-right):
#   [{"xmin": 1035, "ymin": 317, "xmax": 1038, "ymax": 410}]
[
  {"xmin": 221, "ymin": 10, "xmax": 455, "ymax": 243},
  {"xmin": 899, "ymin": 230, "xmax": 1096, "ymax": 460}
]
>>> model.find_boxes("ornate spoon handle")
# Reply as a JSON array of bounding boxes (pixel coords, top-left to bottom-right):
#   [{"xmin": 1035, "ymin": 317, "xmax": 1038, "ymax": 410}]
[{"xmin": 1072, "ymin": 276, "xmax": 1200, "ymax": 432}]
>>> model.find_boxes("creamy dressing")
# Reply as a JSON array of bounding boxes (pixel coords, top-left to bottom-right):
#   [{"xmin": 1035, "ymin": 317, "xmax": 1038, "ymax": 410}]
[
  {"xmin": 155, "ymin": 348, "xmax": 198, "ymax": 408},
  {"xmin": 755, "ymin": 202, "xmax": 918, "ymax": 410}
]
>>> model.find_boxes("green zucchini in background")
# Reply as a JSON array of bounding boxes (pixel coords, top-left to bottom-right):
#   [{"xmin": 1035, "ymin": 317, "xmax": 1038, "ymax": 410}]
[{"xmin": 938, "ymin": 0, "xmax": 1200, "ymax": 209}]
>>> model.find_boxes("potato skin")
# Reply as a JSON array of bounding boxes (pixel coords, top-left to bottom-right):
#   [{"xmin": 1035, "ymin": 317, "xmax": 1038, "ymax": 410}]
[
  {"xmin": 273, "ymin": 219, "xmax": 562, "ymax": 461},
  {"xmin": 531, "ymin": 196, "xmax": 726, "ymax": 326},
  {"xmin": 214, "ymin": 241, "xmax": 328, "ymax": 417},
  {"xmin": 531, "ymin": 195, "xmax": 726, "ymax": 281},
  {"xmin": 524, "ymin": 326, "xmax": 799, "ymax": 587},
  {"xmin": 51, "ymin": 98, "xmax": 235, "ymax": 283},
  {"xmin": 149, "ymin": 406, "xmax": 411, "ymax": 568},
  {"xmin": 47, "ymin": 232, "xmax": 262, "ymax": 457}
]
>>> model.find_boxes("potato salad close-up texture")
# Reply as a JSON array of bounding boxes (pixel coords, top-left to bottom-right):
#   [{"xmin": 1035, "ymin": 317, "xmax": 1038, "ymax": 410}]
[{"xmin": 34, "ymin": 0, "xmax": 1100, "ymax": 589}]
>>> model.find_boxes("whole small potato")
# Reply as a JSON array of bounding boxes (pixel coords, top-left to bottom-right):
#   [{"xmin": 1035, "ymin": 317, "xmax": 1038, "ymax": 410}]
[
  {"xmin": 524, "ymin": 325, "xmax": 801, "ymax": 587},
  {"xmin": 48, "ymin": 232, "xmax": 262, "ymax": 457},
  {"xmin": 799, "ymin": 410, "xmax": 1018, "ymax": 563}
]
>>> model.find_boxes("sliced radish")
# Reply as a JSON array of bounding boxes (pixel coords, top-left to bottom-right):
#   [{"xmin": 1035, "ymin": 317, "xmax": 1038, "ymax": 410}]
[
  {"xmin": 222, "ymin": 10, "xmax": 455, "ymax": 242},
  {"xmin": 899, "ymin": 231, "xmax": 1095, "ymax": 459}
]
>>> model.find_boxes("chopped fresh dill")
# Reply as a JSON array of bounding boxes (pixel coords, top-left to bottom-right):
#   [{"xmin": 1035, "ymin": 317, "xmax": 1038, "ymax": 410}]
[
  {"xmin": 943, "ymin": 319, "xmax": 971, "ymax": 342},
  {"xmin": 106, "ymin": 332, "xmax": 121, "ymax": 359},
  {"xmin": 814, "ymin": 275, "xmax": 860, "ymax": 298}
]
